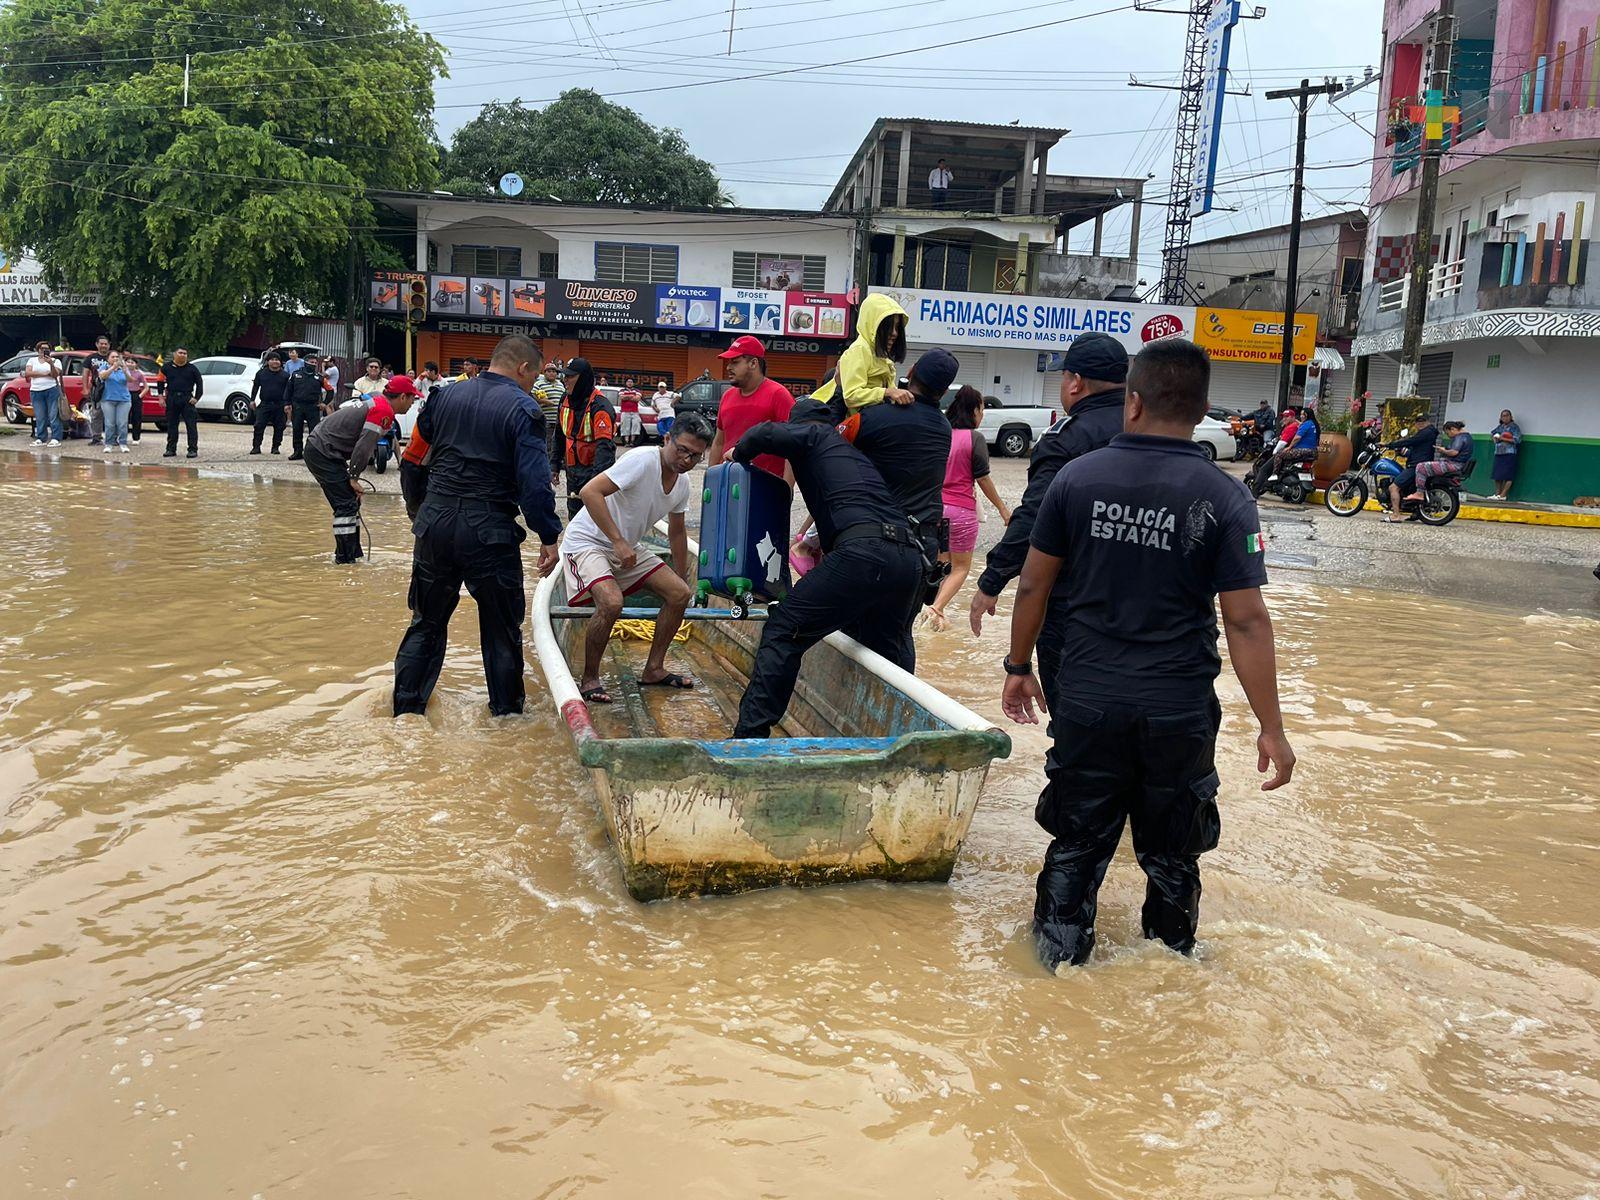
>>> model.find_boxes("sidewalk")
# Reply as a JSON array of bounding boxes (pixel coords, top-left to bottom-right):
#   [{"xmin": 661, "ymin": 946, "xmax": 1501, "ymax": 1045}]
[
  {"xmin": 1310, "ymin": 489, "xmax": 1600, "ymax": 529},
  {"xmin": 1214, "ymin": 461, "xmax": 1600, "ymax": 528}
]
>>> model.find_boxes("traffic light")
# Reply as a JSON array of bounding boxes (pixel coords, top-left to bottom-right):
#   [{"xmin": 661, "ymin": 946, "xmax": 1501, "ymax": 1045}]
[{"xmin": 406, "ymin": 278, "xmax": 427, "ymax": 326}]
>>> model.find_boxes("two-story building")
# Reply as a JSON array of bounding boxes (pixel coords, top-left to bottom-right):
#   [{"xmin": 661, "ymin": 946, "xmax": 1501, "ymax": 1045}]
[
  {"xmin": 1354, "ymin": 0, "xmax": 1600, "ymax": 502},
  {"xmin": 821, "ymin": 118, "xmax": 1153, "ymax": 407},
  {"xmin": 1187, "ymin": 211, "xmax": 1369, "ymax": 408},
  {"xmin": 373, "ymin": 194, "xmax": 859, "ymax": 395}
]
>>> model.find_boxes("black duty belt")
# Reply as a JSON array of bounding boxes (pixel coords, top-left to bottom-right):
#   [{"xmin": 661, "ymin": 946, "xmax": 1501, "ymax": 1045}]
[
  {"xmin": 426, "ymin": 494, "xmax": 518, "ymax": 515},
  {"xmin": 833, "ymin": 521, "xmax": 916, "ymax": 549}
]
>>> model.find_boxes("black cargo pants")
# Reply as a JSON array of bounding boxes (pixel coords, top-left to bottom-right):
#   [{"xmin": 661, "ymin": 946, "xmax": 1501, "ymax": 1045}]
[
  {"xmin": 164, "ymin": 397, "xmax": 199, "ymax": 455},
  {"xmin": 393, "ymin": 497, "xmax": 527, "ymax": 717},
  {"xmin": 399, "ymin": 459, "xmax": 429, "ymax": 520},
  {"xmin": 303, "ymin": 443, "xmax": 363, "ymax": 563},
  {"xmin": 291, "ymin": 404, "xmax": 321, "ymax": 456},
  {"xmin": 564, "ymin": 467, "xmax": 599, "ymax": 519},
  {"xmin": 1033, "ymin": 695, "xmax": 1222, "ymax": 968},
  {"xmin": 252, "ymin": 399, "xmax": 287, "ymax": 452},
  {"xmin": 734, "ymin": 533, "xmax": 923, "ymax": 739}
]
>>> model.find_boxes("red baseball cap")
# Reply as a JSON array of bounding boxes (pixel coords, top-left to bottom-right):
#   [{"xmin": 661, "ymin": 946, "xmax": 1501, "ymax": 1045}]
[
  {"xmin": 382, "ymin": 374, "xmax": 421, "ymax": 397},
  {"xmin": 717, "ymin": 335, "xmax": 767, "ymax": 360}
]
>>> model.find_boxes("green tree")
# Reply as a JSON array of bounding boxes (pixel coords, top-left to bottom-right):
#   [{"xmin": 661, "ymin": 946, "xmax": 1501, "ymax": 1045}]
[
  {"xmin": 0, "ymin": 0, "xmax": 445, "ymax": 349},
  {"xmin": 447, "ymin": 91, "xmax": 726, "ymax": 207}
]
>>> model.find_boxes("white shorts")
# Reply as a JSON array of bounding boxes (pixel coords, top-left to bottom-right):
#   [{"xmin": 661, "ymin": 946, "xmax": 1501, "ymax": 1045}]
[
  {"xmin": 562, "ymin": 545, "xmax": 668, "ymax": 604},
  {"xmin": 619, "ymin": 411, "xmax": 642, "ymax": 438}
]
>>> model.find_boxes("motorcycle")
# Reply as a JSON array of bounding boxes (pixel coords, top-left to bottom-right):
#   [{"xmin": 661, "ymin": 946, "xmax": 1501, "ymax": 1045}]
[
  {"xmin": 1249, "ymin": 450, "xmax": 1315, "ymax": 505},
  {"xmin": 1233, "ymin": 418, "xmax": 1267, "ymax": 462},
  {"xmin": 1323, "ymin": 432, "xmax": 1464, "ymax": 526}
]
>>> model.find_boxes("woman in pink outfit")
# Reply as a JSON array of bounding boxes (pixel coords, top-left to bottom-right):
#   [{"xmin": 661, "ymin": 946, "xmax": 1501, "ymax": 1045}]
[{"xmin": 926, "ymin": 386, "xmax": 1009, "ymax": 630}]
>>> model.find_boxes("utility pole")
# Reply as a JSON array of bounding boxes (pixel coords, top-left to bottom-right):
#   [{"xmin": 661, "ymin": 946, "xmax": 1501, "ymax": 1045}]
[
  {"xmin": 1397, "ymin": 0, "xmax": 1456, "ymax": 398},
  {"xmin": 1265, "ymin": 77, "xmax": 1341, "ymax": 410}
]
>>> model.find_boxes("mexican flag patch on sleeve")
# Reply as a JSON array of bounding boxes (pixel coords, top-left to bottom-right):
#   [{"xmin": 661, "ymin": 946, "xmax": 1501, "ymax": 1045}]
[{"xmin": 1246, "ymin": 532, "xmax": 1267, "ymax": 554}]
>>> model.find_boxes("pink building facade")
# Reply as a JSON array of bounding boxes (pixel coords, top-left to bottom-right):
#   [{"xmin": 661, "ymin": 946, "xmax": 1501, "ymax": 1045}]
[{"xmin": 1355, "ymin": 0, "xmax": 1600, "ymax": 503}]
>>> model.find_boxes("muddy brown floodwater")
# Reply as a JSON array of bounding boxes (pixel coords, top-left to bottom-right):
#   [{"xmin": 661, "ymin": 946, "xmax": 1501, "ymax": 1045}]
[{"xmin": 3, "ymin": 457, "xmax": 1599, "ymax": 1199}]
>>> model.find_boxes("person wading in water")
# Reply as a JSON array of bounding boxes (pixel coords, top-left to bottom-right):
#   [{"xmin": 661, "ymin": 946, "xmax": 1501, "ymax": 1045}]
[{"xmin": 1002, "ymin": 339, "xmax": 1295, "ymax": 970}]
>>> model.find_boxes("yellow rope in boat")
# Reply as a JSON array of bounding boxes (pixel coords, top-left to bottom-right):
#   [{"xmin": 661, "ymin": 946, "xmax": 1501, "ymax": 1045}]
[{"xmin": 611, "ymin": 618, "xmax": 690, "ymax": 643}]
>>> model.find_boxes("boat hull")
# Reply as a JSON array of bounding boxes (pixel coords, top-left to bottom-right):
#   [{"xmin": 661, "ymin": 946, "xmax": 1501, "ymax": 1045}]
[
  {"xmin": 581, "ymin": 730, "xmax": 1001, "ymax": 900},
  {"xmin": 535, "ymin": 558, "xmax": 1010, "ymax": 902}
]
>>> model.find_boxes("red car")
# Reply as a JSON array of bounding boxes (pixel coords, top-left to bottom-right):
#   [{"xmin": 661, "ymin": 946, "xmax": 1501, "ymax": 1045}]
[{"xmin": 1, "ymin": 349, "xmax": 167, "ymax": 434}]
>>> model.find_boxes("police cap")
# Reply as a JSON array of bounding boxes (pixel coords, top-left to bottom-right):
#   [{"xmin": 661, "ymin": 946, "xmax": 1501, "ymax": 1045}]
[{"xmin": 1060, "ymin": 332, "xmax": 1129, "ymax": 384}]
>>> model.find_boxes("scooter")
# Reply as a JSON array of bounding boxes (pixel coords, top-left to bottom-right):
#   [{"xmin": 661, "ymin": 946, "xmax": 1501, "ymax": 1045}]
[
  {"xmin": 1323, "ymin": 434, "xmax": 1465, "ymax": 526},
  {"xmin": 1249, "ymin": 449, "xmax": 1315, "ymax": 505},
  {"xmin": 373, "ymin": 424, "xmax": 397, "ymax": 474}
]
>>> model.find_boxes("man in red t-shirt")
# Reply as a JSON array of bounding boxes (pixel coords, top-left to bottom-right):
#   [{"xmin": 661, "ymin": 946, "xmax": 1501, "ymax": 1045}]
[
  {"xmin": 709, "ymin": 335, "xmax": 794, "ymax": 482},
  {"xmin": 617, "ymin": 377, "xmax": 643, "ymax": 446}
]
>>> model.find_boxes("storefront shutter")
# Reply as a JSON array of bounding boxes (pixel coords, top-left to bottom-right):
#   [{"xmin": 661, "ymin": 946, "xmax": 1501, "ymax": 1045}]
[
  {"xmin": 437, "ymin": 332, "xmax": 507, "ymax": 374},
  {"xmin": 1207, "ymin": 361, "xmax": 1285, "ymax": 412},
  {"xmin": 1417, "ymin": 352, "xmax": 1453, "ymax": 421},
  {"xmin": 580, "ymin": 344, "xmax": 690, "ymax": 389},
  {"xmin": 1363, "ymin": 353, "xmax": 1402, "ymax": 400}
]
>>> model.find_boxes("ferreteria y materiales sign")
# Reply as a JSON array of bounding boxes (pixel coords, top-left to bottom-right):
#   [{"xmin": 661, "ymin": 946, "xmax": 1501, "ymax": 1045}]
[
  {"xmin": 0, "ymin": 251, "xmax": 101, "ymax": 309},
  {"xmin": 434, "ymin": 319, "xmax": 836, "ymax": 356}
]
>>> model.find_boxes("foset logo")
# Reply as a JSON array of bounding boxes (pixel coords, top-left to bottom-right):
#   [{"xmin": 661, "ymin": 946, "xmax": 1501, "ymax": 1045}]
[{"xmin": 565, "ymin": 282, "xmax": 638, "ymax": 303}]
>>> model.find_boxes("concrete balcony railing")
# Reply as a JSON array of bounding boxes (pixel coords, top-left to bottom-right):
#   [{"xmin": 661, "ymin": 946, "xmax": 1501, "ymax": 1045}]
[
  {"xmin": 1031, "ymin": 252, "xmax": 1137, "ymax": 301},
  {"xmin": 1377, "ymin": 258, "xmax": 1467, "ymax": 311}
]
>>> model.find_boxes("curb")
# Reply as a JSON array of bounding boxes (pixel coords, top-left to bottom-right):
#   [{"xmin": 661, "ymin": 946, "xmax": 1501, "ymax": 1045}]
[{"xmin": 1309, "ymin": 489, "xmax": 1600, "ymax": 528}]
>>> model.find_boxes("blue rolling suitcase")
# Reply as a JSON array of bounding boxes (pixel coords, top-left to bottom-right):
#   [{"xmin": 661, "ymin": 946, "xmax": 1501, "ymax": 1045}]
[{"xmin": 695, "ymin": 462, "xmax": 791, "ymax": 618}]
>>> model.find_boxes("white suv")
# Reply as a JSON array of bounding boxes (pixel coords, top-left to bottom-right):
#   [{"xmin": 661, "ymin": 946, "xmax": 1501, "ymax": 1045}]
[{"xmin": 189, "ymin": 356, "xmax": 265, "ymax": 424}]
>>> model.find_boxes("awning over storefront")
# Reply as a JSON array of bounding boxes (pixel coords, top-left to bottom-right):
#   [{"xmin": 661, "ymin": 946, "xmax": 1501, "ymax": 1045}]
[{"xmin": 1312, "ymin": 345, "xmax": 1346, "ymax": 371}]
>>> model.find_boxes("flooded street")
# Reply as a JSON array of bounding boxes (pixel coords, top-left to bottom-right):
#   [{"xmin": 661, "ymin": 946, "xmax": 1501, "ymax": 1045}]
[{"xmin": 3, "ymin": 457, "xmax": 1599, "ymax": 1199}]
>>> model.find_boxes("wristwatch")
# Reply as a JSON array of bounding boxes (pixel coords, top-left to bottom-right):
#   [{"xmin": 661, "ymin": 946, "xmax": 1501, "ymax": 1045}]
[{"xmin": 1003, "ymin": 657, "xmax": 1033, "ymax": 676}]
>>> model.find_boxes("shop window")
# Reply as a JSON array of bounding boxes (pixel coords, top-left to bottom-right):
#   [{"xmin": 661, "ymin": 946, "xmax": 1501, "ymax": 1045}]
[
  {"xmin": 450, "ymin": 245, "xmax": 523, "ymax": 276},
  {"xmin": 595, "ymin": 243, "xmax": 679, "ymax": 284},
  {"xmin": 731, "ymin": 251, "xmax": 827, "ymax": 291}
]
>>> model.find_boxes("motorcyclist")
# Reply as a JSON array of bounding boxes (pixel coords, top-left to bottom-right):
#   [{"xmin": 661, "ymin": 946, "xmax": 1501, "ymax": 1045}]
[
  {"xmin": 1380, "ymin": 416, "xmax": 1439, "ymax": 522},
  {"xmin": 1250, "ymin": 405, "xmax": 1318, "ymax": 498},
  {"xmin": 1246, "ymin": 400, "xmax": 1276, "ymax": 440}
]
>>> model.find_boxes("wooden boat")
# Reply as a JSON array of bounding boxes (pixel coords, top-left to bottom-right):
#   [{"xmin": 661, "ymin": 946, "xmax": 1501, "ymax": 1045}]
[{"xmin": 532, "ymin": 558, "xmax": 1011, "ymax": 902}]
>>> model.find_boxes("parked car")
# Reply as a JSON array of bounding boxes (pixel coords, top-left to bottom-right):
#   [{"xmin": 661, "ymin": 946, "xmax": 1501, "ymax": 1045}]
[
  {"xmin": 978, "ymin": 396, "xmax": 1058, "ymax": 458},
  {"xmin": 2, "ymin": 349, "xmax": 167, "ymax": 433},
  {"xmin": 675, "ymin": 376, "xmax": 730, "ymax": 423},
  {"xmin": 1191, "ymin": 415, "xmax": 1238, "ymax": 461},
  {"xmin": 188, "ymin": 356, "xmax": 264, "ymax": 424},
  {"xmin": 0, "ymin": 350, "xmax": 31, "ymax": 391}
]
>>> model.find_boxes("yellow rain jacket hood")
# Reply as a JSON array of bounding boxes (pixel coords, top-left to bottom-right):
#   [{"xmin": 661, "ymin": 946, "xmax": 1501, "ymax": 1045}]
[{"xmin": 814, "ymin": 292, "xmax": 907, "ymax": 413}]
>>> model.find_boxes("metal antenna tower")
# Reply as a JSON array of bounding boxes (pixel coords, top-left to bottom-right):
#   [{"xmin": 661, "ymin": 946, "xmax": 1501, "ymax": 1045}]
[{"xmin": 1157, "ymin": 1, "xmax": 1210, "ymax": 305}]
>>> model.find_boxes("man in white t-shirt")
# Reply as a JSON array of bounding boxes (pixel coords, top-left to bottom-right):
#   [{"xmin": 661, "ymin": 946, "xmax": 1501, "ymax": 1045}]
[{"xmin": 562, "ymin": 412, "xmax": 714, "ymax": 703}]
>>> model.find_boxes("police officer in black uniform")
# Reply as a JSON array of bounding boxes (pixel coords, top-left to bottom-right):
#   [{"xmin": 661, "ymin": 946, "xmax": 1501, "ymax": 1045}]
[
  {"xmin": 285, "ymin": 354, "xmax": 327, "ymax": 460},
  {"xmin": 248, "ymin": 352, "xmax": 292, "ymax": 455},
  {"xmin": 969, "ymin": 332, "xmax": 1129, "ymax": 717},
  {"xmin": 393, "ymin": 334, "xmax": 562, "ymax": 718},
  {"xmin": 730, "ymin": 399, "xmax": 925, "ymax": 739},
  {"xmin": 840, "ymin": 348, "xmax": 959, "ymax": 661},
  {"xmin": 1001, "ymin": 339, "xmax": 1296, "ymax": 970}
]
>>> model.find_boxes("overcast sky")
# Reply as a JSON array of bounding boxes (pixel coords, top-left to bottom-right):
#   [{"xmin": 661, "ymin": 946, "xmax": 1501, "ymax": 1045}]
[{"xmin": 410, "ymin": 0, "xmax": 1388, "ymax": 286}]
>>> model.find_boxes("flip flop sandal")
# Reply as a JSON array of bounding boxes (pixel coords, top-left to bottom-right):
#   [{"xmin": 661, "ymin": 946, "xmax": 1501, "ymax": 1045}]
[
  {"xmin": 640, "ymin": 672, "xmax": 695, "ymax": 690},
  {"xmin": 580, "ymin": 683, "xmax": 615, "ymax": 705}
]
